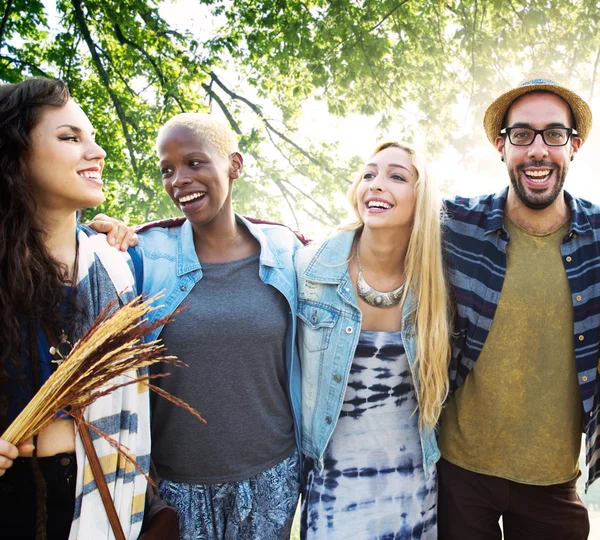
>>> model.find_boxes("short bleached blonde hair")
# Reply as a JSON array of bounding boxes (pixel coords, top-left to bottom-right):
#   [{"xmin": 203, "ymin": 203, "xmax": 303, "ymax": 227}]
[{"xmin": 157, "ymin": 113, "xmax": 238, "ymax": 158}]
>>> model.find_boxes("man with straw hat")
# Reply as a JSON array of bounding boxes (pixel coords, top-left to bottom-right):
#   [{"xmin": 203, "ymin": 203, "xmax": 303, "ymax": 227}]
[{"xmin": 437, "ymin": 72, "xmax": 597, "ymax": 539}]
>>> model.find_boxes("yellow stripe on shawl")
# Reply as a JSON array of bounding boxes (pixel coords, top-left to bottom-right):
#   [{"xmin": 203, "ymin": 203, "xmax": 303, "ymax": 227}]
[
  {"xmin": 83, "ymin": 453, "xmax": 119, "ymax": 485},
  {"xmin": 118, "ymin": 452, "xmax": 137, "ymax": 474},
  {"xmin": 132, "ymin": 492, "xmax": 146, "ymax": 515},
  {"xmin": 82, "ymin": 452, "xmax": 138, "ymax": 485}
]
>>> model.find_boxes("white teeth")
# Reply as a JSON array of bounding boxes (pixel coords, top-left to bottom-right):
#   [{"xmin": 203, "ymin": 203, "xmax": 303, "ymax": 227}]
[
  {"xmin": 179, "ymin": 192, "xmax": 205, "ymax": 203},
  {"xmin": 367, "ymin": 200, "xmax": 392, "ymax": 209},
  {"xmin": 525, "ymin": 170, "xmax": 551, "ymax": 183},
  {"xmin": 79, "ymin": 171, "xmax": 100, "ymax": 179}
]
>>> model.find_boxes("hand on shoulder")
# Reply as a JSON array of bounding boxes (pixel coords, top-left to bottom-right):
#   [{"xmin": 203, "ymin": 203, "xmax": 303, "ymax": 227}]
[{"xmin": 88, "ymin": 213, "xmax": 138, "ymax": 252}]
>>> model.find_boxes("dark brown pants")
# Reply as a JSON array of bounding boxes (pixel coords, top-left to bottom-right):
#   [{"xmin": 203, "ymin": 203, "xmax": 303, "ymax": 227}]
[{"xmin": 438, "ymin": 458, "xmax": 590, "ymax": 540}]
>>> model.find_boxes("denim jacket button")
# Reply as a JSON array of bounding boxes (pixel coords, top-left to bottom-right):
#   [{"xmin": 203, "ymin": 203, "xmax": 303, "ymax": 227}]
[
  {"xmin": 180, "ymin": 285, "xmax": 186, "ymax": 291},
  {"xmin": 345, "ymin": 326, "xmax": 353, "ymax": 334},
  {"xmin": 325, "ymin": 416, "xmax": 332, "ymax": 424},
  {"xmin": 333, "ymin": 375, "xmax": 341, "ymax": 383}
]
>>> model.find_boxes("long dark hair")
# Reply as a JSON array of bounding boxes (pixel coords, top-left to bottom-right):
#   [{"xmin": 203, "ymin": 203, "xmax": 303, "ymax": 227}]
[{"xmin": 0, "ymin": 78, "xmax": 72, "ymax": 433}]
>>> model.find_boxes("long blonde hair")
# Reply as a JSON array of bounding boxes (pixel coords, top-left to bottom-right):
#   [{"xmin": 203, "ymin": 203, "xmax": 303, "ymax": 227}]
[{"xmin": 343, "ymin": 141, "xmax": 452, "ymax": 429}]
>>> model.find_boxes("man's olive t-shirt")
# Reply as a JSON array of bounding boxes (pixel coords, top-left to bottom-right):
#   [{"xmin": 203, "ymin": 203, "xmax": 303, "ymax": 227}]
[{"xmin": 440, "ymin": 216, "xmax": 583, "ymax": 484}]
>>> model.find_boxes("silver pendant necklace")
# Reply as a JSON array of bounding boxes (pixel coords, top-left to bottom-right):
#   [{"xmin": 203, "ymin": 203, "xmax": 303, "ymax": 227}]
[
  {"xmin": 49, "ymin": 236, "xmax": 78, "ymax": 366},
  {"xmin": 356, "ymin": 239, "xmax": 405, "ymax": 308}
]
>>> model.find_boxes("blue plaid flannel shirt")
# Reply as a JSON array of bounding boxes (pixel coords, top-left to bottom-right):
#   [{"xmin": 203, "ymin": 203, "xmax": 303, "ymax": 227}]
[{"xmin": 444, "ymin": 187, "xmax": 600, "ymax": 489}]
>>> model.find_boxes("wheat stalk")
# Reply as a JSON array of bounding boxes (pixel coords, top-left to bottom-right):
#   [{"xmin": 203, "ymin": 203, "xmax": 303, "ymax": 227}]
[{"xmin": 2, "ymin": 294, "xmax": 205, "ymax": 462}]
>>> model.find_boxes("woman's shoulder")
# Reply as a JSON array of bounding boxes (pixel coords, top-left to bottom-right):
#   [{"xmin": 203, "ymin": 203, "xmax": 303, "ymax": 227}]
[
  {"xmin": 295, "ymin": 230, "xmax": 355, "ymax": 275},
  {"xmin": 136, "ymin": 222, "xmax": 183, "ymax": 257},
  {"xmin": 295, "ymin": 239, "xmax": 323, "ymax": 269},
  {"xmin": 243, "ymin": 216, "xmax": 308, "ymax": 251}
]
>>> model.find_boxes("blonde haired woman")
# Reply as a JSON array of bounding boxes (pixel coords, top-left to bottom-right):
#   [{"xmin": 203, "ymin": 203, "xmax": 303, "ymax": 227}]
[{"xmin": 297, "ymin": 141, "xmax": 451, "ymax": 538}]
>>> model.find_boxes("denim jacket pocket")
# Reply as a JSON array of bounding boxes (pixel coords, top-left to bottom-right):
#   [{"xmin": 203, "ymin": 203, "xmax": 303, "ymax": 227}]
[{"xmin": 298, "ymin": 301, "xmax": 338, "ymax": 352}]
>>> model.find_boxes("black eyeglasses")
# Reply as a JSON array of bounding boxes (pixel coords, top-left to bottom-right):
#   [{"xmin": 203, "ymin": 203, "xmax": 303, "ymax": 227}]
[{"xmin": 501, "ymin": 126, "xmax": 578, "ymax": 147}]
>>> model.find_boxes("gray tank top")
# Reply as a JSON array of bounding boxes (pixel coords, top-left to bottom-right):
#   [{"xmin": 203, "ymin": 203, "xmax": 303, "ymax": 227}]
[{"xmin": 150, "ymin": 251, "xmax": 295, "ymax": 484}]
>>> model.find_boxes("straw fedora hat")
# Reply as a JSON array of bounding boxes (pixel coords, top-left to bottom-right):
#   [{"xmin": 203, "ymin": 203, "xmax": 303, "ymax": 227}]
[{"xmin": 483, "ymin": 71, "xmax": 592, "ymax": 145}]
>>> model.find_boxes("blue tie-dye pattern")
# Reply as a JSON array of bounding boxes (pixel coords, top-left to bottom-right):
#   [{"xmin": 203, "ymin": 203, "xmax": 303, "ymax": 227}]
[
  {"xmin": 301, "ymin": 331, "xmax": 437, "ymax": 539},
  {"xmin": 157, "ymin": 450, "xmax": 300, "ymax": 539}
]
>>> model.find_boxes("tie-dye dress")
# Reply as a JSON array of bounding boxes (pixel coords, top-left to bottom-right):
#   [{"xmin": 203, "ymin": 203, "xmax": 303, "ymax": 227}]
[{"xmin": 301, "ymin": 330, "xmax": 438, "ymax": 539}]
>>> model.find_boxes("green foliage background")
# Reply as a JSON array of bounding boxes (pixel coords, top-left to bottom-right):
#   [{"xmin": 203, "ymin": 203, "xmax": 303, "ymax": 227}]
[{"xmin": 2, "ymin": 0, "xmax": 600, "ymax": 227}]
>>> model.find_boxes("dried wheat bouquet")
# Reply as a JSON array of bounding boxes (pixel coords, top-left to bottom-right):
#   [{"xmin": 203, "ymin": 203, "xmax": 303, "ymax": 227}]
[{"xmin": 2, "ymin": 293, "xmax": 205, "ymax": 451}]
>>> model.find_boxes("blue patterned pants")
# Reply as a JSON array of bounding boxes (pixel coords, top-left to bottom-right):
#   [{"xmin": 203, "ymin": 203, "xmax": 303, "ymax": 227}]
[{"xmin": 158, "ymin": 450, "xmax": 300, "ymax": 540}]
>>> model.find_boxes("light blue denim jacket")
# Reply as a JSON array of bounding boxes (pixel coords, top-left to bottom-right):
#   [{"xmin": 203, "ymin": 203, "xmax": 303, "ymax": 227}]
[
  {"xmin": 295, "ymin": 230, "xmax": 440, "ymax": 479},
  {"xmin": 136, "ymin": 214, "xmax": 303, "ymax": 450}
]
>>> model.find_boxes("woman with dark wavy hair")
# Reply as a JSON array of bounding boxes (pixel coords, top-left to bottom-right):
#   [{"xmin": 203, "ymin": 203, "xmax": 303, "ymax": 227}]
[{"xmin": 0, "ymin": 78, "xmax": 150, "ymax": 539}]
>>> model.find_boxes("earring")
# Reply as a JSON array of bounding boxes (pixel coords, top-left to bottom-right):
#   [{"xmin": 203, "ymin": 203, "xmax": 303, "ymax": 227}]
[
  {"xmin": 501, "ymin": 156, "xmax": 505, "ymax": 162},
  {"xmin": 571, "ymin": 156, "xmax": 574, "ymax": 162}
]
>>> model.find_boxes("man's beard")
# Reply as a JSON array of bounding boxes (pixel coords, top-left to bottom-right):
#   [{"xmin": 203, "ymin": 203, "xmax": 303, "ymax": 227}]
[{"xmin": 508, "ymin": 161, "xmax": 567, "ymax": 210}]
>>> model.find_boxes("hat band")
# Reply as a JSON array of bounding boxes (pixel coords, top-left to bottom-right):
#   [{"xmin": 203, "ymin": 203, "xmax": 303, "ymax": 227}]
[{"xmin": 522, "ymin": 78, "xmax": 557, "ymax": 86}]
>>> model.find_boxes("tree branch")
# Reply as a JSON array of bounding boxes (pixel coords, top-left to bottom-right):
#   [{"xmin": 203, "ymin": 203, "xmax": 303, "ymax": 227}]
[
  {"xmin": 110, "ymin": 24, "xmax": 195, "ymax": 116},
  {"xmin": 201, "ymin": 82, "xmax": 243, "ymax": 135},
  {"xmin": 274, "ymin": 179, "xmax": 300, "ymax": 230},
  {"xmin": 208, "ymin": 70, "xmax": 333, "ymax": 174},
  {"xmin": 71, "ymin": 0, "xmax": 138, "ymax": 175},
  {"xmin": 200, "ymin": 81, "xmax": 323, "ymax": 228},
  {"xmin": 113, "ymin": 23, "xmax": 165, "ymax": 85},
  {"xmin": 0, "ymin": 54, "xmax": 52, "ymax": 77},
  {"xmin": 281, "ymin": 178, "xmax": 337, "ymax": 225},
  {"xmin": 366, "ymin": 0, "xmax": 410, "ymax": 33},
  {"xmin": 357, "ymin": 35, "xmax": 427, "ymax": 120},
  {"xmin": 0, "ymin": 0, "xmax": 13, "ymax": 48},
  {"xmin": 61, "ymin": 29, "xmax": 80, "ymax": 82}
]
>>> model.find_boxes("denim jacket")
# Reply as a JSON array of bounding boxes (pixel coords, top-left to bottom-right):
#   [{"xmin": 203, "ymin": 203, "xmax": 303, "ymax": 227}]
[
  {"xmin": 295, "ymin": 230, "xmax": 440, "ymax": 479},
  {"xmin": 135, "ymin": 214, "xmax": 303, "ymax": 450}
]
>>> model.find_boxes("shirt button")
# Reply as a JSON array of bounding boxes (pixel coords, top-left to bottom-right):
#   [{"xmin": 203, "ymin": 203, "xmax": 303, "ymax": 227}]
[
  {"xmin": 333, "ymin": 375, "xmax": 341, "ymax": 383},
  {"xmin": 573, "ymin": 232, "xmax": 578, "ymax": 239},
  {"xmin": 345, "ymin": 326, "xmax": 353, "ymax": 334},
  {"xmin": 325, "ymin": 416, "xmax": 332, "ymax": 424},
  {"xmin": 591, "ymin": 412, "xmax": 594, "ymax": 418},
  {"xmin": 579, "ymin": 335, "xmax": 585, "ymax": 341},
  {"xmin": 582, "ymin": 376, "xmax": 588, "ymax": 382},
  {"xmin": 576, "ymin": 295, "xmax": 582, "ymax": 302},
  {"xmin": 180, "ymin": 285, "xmax": 186, "ymax": 291},
  {"xmin": 496, "ymin": 230, "xmax": 502, "ymax": 236},
  {"xmin": 566, "ymin": 256, "xmax": 572, "ymax": 262}
]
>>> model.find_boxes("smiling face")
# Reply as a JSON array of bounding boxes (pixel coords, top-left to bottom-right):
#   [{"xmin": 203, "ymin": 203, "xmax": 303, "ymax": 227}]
[
  {"xmin": 354, "ymin": 146, "xmax": 418, "ymax": 231},
  {"xmin": 26, "ymin": 99, "xmax": 106, "ymax": 212},
  {"xmin": 496, "ymin": 92, "xmax": 581, "ymax": 210},
  {"xmin": 158, "ymin": 126, "xmax": 242, "ymax": 228}
]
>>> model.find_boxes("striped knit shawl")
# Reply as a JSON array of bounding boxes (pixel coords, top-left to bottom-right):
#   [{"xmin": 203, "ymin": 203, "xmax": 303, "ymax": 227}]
[{"xmin": 68, "ymin": 226, "xmax": 150, "ymax": 539}]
